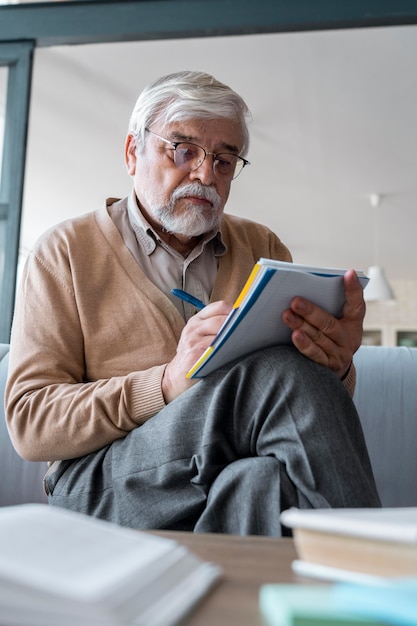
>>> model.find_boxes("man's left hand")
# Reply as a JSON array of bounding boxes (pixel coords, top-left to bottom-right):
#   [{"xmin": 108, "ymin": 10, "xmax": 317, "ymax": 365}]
[{"xmin": 281, "ymin": 269, "xmax": 365, "ymax": 379}]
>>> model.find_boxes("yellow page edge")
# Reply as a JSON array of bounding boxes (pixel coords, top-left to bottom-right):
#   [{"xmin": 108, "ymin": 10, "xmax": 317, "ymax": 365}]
[
  {"xmin": 186, "ymin": 261, "xmax": 262, "ymax": 378},
  {"xmin": 186, "ymin": 346, "xmax": 215, "ymax": 378},
  {"xmin": 233, "ymin": 262, "xmax": 262, "ymax": 308}
]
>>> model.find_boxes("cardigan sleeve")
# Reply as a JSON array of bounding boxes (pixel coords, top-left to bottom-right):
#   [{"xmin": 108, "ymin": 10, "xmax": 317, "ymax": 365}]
[
  {"xmin": 5, "ymin": 222, "xmax": 171, "ymax": 463},
  {"xmin": 341, "ymin": 361, "xmax": 356, "ymax": 397}
]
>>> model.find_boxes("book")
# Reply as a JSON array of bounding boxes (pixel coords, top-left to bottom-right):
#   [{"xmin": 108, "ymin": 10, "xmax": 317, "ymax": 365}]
[
  {"xmin": 333, "ymin": 578, "xmax": 417, "ymax": 626},
  {"xmin": 280, "ymin": 507, "xmax": 417, "ymax": 581},
  {"xmin": 0, "ymin": 503, "xmax": 222, "ymax": 626},
  {"xmin": 259, "ymin": 583, "xmax": 386, "ymax": 626},
  {"xmin": 187, "ymin": 258, "xmax": 368, "ymax": 378}
]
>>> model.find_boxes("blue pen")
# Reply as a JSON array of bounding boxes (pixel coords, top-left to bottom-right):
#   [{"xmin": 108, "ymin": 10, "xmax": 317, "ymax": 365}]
[{"xmin": 171, "ymin": 288, "xmax": 205, "ymax": 310}]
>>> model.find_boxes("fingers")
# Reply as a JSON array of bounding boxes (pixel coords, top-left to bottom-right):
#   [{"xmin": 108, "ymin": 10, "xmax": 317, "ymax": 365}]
[
  {"xmin": 285, "ymin": 311, "xmax": 337, "ymax": 370},
  {"xmin": 181, "ymin": 300, "xmax": 232, "ymax": 352},
  {"xmin": 162, "ymin": 300, "xmax": 232, "ymax": 403},
  {"xmin": 342, "ymin": 269, "xmax": 367, "ymax": 324},
  {"xmin": 190, "ymin": 299, "xmax": 232, "ymax": 326},
  {"xmin": 282, "ymin": 270, "xmax": 365, "ymax": 377}
]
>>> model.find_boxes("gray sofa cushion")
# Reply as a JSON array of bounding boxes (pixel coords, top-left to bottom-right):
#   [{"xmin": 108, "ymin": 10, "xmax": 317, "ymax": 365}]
[
  {"xmin": 0, "ymin": 348, "xmax": 47, "ymax": 506},
  {"xmin": 353, "ymin": 345, "xmax": 417, "ymax": 507}
]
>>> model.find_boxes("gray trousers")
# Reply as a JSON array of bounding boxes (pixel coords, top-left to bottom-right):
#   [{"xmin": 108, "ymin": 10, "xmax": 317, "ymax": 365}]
[{"xmin": 46, "ymin": 346, "xmax": 381, "ymax": 535}]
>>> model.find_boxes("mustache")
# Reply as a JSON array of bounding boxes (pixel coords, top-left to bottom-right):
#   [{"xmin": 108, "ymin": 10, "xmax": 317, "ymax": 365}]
[{"xmin": 171, "ymin": 183, "xmax": 221, "ymax": 209}]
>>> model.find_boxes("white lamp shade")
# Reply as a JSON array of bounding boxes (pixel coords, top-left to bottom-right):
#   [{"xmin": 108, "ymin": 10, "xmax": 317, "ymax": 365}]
[{"xmin": 364, "ymin": 265, "xmax": 395, "ymax": 302}]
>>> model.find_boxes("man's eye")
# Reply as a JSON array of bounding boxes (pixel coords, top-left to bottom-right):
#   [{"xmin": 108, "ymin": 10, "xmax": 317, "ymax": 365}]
[
  {"xmin": 177, "ymin": 144, "xmax": 199, "ymax": 161},
  {"xmin": 216, "ymin": 155, "xmax": 234, "ymax": 166}
]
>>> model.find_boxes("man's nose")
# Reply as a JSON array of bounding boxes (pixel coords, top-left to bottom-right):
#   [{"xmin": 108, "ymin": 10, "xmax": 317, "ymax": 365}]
[{"xmin": 189, "ymin": 154, "xmax": 216, "ymax": 185}]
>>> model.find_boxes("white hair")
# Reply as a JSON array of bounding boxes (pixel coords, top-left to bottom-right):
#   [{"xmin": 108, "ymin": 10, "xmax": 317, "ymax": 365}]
[{"xmin": 128, "ymin": 71, "xmax": 251, "ymax": 156}]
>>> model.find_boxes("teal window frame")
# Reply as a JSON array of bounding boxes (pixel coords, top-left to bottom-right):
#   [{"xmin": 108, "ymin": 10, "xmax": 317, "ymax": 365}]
[{"xmin": 0, "ymin": 42, "xmax": 33, "ymax": 342}]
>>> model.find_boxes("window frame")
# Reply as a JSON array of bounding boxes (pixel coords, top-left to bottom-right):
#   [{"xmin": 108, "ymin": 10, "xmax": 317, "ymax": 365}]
[{"xmin": 0, "ymin": 42, "xmax": 33, "ymax": 342}]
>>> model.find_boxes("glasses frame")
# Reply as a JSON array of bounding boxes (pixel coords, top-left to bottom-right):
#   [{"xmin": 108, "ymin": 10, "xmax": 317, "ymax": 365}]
[{"xmin": 145, "ymin": 128, "xmax": 250, "ymax": 180}]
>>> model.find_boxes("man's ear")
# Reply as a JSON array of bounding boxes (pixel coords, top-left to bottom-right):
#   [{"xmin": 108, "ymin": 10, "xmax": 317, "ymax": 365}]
[{"xmin": 125, "ymin": 134, "xmax": 137, "ymax": 175}]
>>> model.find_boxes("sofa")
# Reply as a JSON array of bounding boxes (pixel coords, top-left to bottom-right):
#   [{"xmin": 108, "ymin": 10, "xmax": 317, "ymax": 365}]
[{"xmin": 1, "ymin": 342, "xmax": 416, "ymax": 508}]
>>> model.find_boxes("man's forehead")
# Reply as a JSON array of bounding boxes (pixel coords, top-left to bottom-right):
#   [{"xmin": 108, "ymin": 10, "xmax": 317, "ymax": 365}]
[{"xmin": 161, "ymin": 119, "xmax": 244, "ymax": 151}]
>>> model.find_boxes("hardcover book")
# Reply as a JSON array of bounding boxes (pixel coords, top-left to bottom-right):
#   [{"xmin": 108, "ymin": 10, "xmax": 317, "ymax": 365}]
[{"xmin": 280, "ymin": 506, "xmax": 417, "ymax": 581}]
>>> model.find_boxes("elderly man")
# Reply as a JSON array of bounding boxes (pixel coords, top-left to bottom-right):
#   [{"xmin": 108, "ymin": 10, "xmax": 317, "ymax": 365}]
[{"xmin": 5, "ymin": 71, "xmax": 380, "ymax": 534}]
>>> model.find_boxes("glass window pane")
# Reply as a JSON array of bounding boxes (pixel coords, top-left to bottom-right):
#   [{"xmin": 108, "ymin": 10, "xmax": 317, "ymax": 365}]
[
  {"xmin": 0, "ymin": 66, "xmax": 8, "ymax": 304},
  {"xmin": 0, "ymin": 219, "xmax": 5, "ymax": 303},
  {"xmin": 0, "ymin": 65, "xmax": 7, "ymax": 184}
]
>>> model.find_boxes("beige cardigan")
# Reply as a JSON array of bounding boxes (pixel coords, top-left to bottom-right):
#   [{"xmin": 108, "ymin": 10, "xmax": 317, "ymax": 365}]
[{"xmin": 5, "ymin": 198, "xmax": 354, "ymax": 462}]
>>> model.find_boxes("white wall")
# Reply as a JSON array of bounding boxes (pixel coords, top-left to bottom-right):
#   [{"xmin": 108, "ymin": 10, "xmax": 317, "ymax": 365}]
[{"xmin": 20, "ymin": 28, "xmax": 417, "ymax": 288}]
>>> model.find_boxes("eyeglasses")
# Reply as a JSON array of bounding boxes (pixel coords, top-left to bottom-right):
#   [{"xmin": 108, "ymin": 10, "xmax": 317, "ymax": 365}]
[{"xmin": 145, "ymin": 128, "xmax": 250, "ymax": 180}]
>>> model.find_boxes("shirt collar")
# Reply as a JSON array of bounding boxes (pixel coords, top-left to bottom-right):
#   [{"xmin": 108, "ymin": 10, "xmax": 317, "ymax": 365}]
[{"xmin": 127, "ymin": 189, "xmax": 227, "ymax": 258}]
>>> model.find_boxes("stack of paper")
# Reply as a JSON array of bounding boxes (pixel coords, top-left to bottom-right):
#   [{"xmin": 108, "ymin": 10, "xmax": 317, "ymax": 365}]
[{"xmin": 0, "ymin": 504, "xmax": 222, "ymax": 625}]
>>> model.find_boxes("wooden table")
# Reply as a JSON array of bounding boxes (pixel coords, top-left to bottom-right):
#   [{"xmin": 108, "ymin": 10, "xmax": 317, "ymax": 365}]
[{"xmin": 155, "ymin": 531, "xmax": 300, "ymax": 626}]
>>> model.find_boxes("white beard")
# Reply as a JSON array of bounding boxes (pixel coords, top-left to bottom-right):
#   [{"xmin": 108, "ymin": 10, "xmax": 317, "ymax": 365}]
[{"xmin": 146, "ymin": 182, "xmax": 222, "ymax": 237}]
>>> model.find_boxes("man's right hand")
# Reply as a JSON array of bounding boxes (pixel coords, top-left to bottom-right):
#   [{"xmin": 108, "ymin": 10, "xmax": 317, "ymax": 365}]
[{"xmin": 162, "ymin": 300, "xmax": 232, "ymax": 403}]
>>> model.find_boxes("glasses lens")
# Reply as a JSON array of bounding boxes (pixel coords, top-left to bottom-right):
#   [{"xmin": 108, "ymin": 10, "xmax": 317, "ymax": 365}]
[
  {"xmin": 213, "ymin": 154, "xmax": 236, "ymax": 178},
  {"xmin": 174, "ymin": 143, "xmax": 205, "ymax": 171},
  {"xmin": 173, "ymin": 141, "xmax": 247, "ymax": 180},
  {"xmin": 215, "ymin": 154, "xmax": 245, "ymax": 180}
]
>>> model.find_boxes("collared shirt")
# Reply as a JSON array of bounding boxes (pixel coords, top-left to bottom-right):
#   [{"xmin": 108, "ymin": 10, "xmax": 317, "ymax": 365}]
[{"xmin": 109, "ymin": 191, "xmax": 227, "ymax": 320}]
